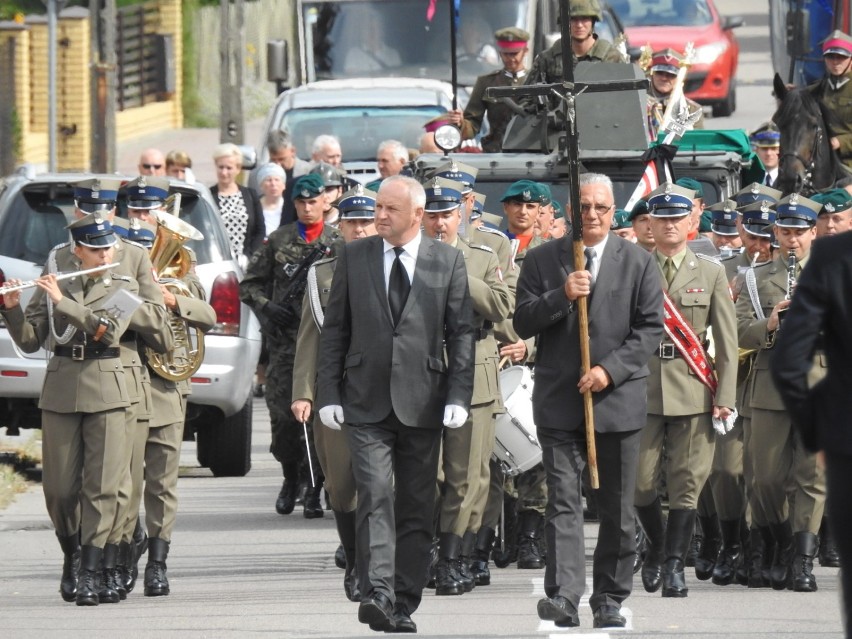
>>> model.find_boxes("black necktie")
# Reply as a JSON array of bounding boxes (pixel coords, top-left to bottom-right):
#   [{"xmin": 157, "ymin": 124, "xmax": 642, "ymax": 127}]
[
  {"xmin": 584, "ymin": 247, "xmax": 596, "ymax": 288},
  {"xmin": 388, "ymin": 247, "xmax": 410, "ymax": 325}
]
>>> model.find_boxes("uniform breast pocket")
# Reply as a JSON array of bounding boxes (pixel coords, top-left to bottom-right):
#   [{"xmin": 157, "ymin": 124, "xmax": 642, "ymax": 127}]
[
  {"xmin": 680, "ymin": 292, "xmax": 711, "ymax": 327},
  {"xmin": 99, "ymin": 359, "xmax": 128, "ymax": 405}
]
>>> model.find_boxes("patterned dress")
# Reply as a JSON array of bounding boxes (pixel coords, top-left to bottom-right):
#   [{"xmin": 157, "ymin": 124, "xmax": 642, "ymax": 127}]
[{"xmin": 218, "ymin": 192, "xmax": 249, "ymax": 257}]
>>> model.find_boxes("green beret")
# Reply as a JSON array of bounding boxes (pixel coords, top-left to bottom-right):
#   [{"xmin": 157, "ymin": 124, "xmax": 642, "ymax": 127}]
[
  {"xmin": 675, "ymin": 177, "xmax": 704, "ymax": 200},
  {"xmin": 811, "ymin": 188, "xmax": 852, "ymax": 215},
  {"xmin": 699, "ymin": 210, "xmax": 713, "ymax": 232},
  {"xmin": 501, "ymin": 179, "xmax": 541, "ymax": 203},
  {"xmin": 611, "ymin": 209, "xmax": 632, "ymax": 229},
  {"xmin": 291, "ymin": 173, "xmax": 325, "ymax": 201},
  {"xmin": 627, "ymin": 199, "xmax": 649, "ymax": 221},
  {"xmin": 551, "ymin": 199, "xmax": 564, "ymax": 219},
  {"xmin": 537, "ymin": 183, "xmax": 553, "ymax": 205}
]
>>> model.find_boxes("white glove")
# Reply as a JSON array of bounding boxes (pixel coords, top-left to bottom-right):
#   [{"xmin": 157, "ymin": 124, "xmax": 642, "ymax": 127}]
[
  {"xmin": 712, "ymin": 408, "xmax": 738, "ymax": 436},
  {"xmin": 442, "ymin": 404, "xmax": 469, "ymax": 429},
  {"xmin": 319, "ymin": 405, "xmax": 344, "ymax": 430}
]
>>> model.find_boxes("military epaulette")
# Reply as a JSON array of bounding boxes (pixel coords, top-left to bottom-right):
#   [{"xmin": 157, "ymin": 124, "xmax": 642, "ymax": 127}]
[
  {"xmin": 312, "ymin": 255, "xmax": 338, "ymax": 269},
  {"xmin": 120, "ymin": 236, "xmax": 148, "ymax": 250},
  {"xmin": 696, "ymin": 253, "xmax": 723, "ymax": 267},
  {"xmin": 50, "ymin": 241, "xmax": 71, "ymax": 253},
  {"xmin": 475, "ymin": 225, "xmax": 508, "ymax": 238},
  {"xmin": 471, "ymin": 243, "xmax": 494, "ymax": 254},
  {"xmin": 111, "ymin": 274, "xmax": 132, "ymax": 282}
]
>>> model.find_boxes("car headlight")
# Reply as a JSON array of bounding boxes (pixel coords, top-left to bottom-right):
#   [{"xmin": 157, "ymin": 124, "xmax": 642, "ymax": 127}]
[
  {"xmin": 692, "ymin": 41, "xmax": 728, "ymax": 65},
  {"xmin": 434, "ymin": 124, "xmax": 462, "ymax": 153}
]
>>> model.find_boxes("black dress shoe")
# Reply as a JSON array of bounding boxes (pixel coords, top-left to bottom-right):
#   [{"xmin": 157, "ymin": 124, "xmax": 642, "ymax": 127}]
[
  {"xmin": 358, "ymin": 591, "xmax": 395, "ymax": 632},
  {"xmin": 593, "ymin": 604, "xmax": 626, "ymax": 628},
  {"xmin": 387, "ymin": 604, "xmax": 417, "ymax": 633},
  {"xmin": 303, "ymin": 487, "xmax": 325, "ymax": 519},
  {"xmin": 334, "ymin": 544, "xmax": 346, "ymax": 569},
  {"xmin": 275, "ymin": 480, "xmax": 298, "ymax": 515},
  {"xmin": 537, "ymin": 595, "xmax": 579, "ymax": 628}
]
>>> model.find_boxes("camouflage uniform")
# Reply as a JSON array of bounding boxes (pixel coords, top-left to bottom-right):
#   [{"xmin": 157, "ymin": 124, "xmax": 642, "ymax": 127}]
[
  {"xmin": 239, "ymin": 222, "xmax": 340, "ymax": 479},
  {"xmin": 526, "ymin": 36, "xmax": 624, "ymax": 85}
]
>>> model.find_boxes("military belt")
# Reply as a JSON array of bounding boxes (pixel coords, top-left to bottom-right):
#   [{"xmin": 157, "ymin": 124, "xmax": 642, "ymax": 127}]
[
  {"xmin": 658, "ymin": 342, "xmax": 682, "ymax": 359},
  {"xmin": 55, "ymin": 345, "xmax": 121, "ymax": 361}
]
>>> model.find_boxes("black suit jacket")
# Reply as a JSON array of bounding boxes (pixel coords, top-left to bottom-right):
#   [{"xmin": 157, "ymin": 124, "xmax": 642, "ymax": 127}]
[
  {"xmin": 210, "ymin": 184, "xmax": 265, "ymax": 256},
  {"xmin": 772, "ymin": 233, "xmax": 852, "ymax": 454},
  {"xmin": 513, "ymin": 234, "xmax": 664, "ymax": 433},
  {"xmin": 316, "ymin": 233, "xmax": 475, "ymax": 428}
]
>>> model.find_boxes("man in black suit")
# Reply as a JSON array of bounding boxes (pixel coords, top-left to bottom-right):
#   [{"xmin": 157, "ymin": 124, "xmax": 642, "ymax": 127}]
[
  {"xmin": 316, "ymin": 175, "xmax": 475, "ymax": 633},
  {"xmin": 514, "ymin": 173, "xmax": 664, "ymax": 629},
  {"xmin": 771, "ymin": 231, "xmax": 852, "ymax": 638}
]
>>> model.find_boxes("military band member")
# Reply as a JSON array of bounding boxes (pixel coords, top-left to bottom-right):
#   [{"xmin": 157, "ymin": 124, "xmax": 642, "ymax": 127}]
[
  {"xmin": 709, "ymin": 200, "xmax": 742, "ymax": 253},
  {"xmin": 240, "ymin": 174, "xmax": 341, "ymax": 518},
  {"xmin": 123, "ymin": 179, "xmax": 217, "ymax": 596},
  {"xmin": 420, "ymin": 178, "xmax": 512, "ymax": 596},
  {"xmin": 457, "ymin": 27, "xmax": 530, "ymax": 153},
  {"xmin": 291, "ymin": 185, "xmax": 379, "ymax": 603},
  {"xmin": 750, "ymin": 122, "xmax": 781, "ymax": 187},
  {"xmin": 50, "ymin": 180, "xmax": 172, "ymax": 602},
  {"xmin": 1, "ymin": 216, "xmax": 136, "ymax": 606},
  {"xmin": 634, "ymin": 182, "xmax": 737, "ymax": 599},
  {"xmin": 736, "ymin": 193, "xmax": 827, "ymax": 592}
]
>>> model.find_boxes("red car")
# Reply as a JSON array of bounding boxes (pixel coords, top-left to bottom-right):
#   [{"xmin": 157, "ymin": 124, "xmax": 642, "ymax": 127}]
[{"xmin": 615, "ymin": 0, "xmax": 744, "ymax": 117}]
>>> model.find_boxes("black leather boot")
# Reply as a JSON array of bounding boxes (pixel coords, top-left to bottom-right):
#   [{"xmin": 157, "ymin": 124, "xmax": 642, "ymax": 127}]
[
  {"xmin": 791, "ymin": 531, "xmax": 819, "ymax": 592},
  {"xmin": 746, "ymin": 527, "xmax": 767, "ymax": 588},
  {"xmin": 517, "ymin": 510, "xmax": 545, "ymax": 569},
  {"xmin": 470, "ymin": 527, "xmax": 495, "ymax": 586},
  {"xmin": 661, "ymin": 509, "xmax": 696, "ymax": 598},
  {"xmin": 770, "ymin": 520, "xmax": 794, "ymax": 590},
  {"xmin": 636, "ymin": 499, "xmax": 666, "ymax": 593},
  {"xmin": 435, "ymin": 533, "xmax": 464, "ymax": 596},
  {"xmin": 113, "ymin": 542, "xmax": 130, "ymax": 600},
  {"xmin": 333, "ymin": 510, "xmax": 360, "ymax": 602},
  {"xmin": 98, "ymin": 543, "xmax": 121, "ymax": 603},
  {"xmin": 694, "ymin": 514, "xmax": 720, "ymax": 580},
  {"xmin": 57, "ymin": 532, "xmax": 80, "ymax": 603},
  {"xmin": 275, "ymin": 464, "xmax": 299, "ymax": 515},
  {"xmin": 685, "ymin": 519, "xmax": 702, "ymax": 568},
  {"xmin": 76, "ymin": 545, "xmax": 102, "ymax": 606},
  {"xmin": 456, "ymin": 531, "xmax": 476, "ymax": 592},
  {"xmin": 735, "ymin": 517, "xmax": 750, "ymax": 586},
  {"xmin": 712, "ymin": 519, "xmax": 742, "ymax": 586},
  {"xmin": 634, "ymin": 522, "xmax": 648, "ymax": 575},
  {"xmin": 334, "ymin": 544, "xmax": 346, "ymax": 569},
  {"xmin": 303, "ymin": 485, "xmax": 325, "ymax": 519},
  {"xmin": 818, "ymin": 516, "xmax": 840, "ymax": 567},
  {"xmin": 144, "ymin": 538, "xmax": 170, "ymax": 596},
  {"xmin": 760, "ymin": 526, "xmax": 776, "ymax": 587},
  {"xmin": 127, "ymin": 518, "xmax": 148, "ymax": 593}
]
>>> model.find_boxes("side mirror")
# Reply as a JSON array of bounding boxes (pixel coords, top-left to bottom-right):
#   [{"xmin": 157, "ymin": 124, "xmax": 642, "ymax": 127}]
[
  {"xmin": 721, "ymin": 15, "xmax": 744, "ymax": 30},
  {"xmin": 267, "ymin": 39, "xmax": 290, "ymax": 94},
  {"xmin": 785, "ymin": 9, "xmax": 810, "ymax": 58},
  {"xmin": 239, "ymin": 145, "xmax": 258, "ymax": 171}
]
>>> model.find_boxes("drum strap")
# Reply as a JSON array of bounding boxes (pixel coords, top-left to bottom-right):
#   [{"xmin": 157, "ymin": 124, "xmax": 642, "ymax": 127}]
[
  {"xmin": 307, "ymin": 265, "xmax": 324, "ymax": 331},
  {"xmin": 662, "ymin": 289, "xmax": 718, "ymax": 397}
]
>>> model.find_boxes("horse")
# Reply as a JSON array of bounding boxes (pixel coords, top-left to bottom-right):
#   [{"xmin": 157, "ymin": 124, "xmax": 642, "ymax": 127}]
[{"xmin": 772, "ymin": 73, "xmax": 851, "ymax": 195}]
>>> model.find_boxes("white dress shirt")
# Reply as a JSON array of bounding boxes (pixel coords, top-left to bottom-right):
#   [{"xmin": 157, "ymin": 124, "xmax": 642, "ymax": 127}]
[
  {"xmin": 383, "ymin": 232, "xmax": 421, "ymax": 290},
  {"xmin": 583, "ymin": 232, "xmax": 610, "ymax": 282}
]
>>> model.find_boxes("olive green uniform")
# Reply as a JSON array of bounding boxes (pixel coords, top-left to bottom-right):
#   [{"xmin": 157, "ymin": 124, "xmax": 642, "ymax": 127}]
[
  {"xmin": 240, "ymin": 222, "xmax": 340, "ymax": 479},
  {"xmin": 2, "ymin": 272, "xmax": 142, "ymax": 548},
  {"xmin": 736, "ymin": 254, "xmax": 827, "ymax": 534},
  {"xmin": 636, "ymin": 250, "xmax": 738, "ymax": 510},
  {"xmin": 439, "ymin": 236, "xmax": 513, "ymax": 538},
  {"xmin": 47, "ymin": 238, "xmax": 171, "ymax": 546},
  {"xmin": 292, "ymin": 256, "xmax": 355, "ymax": 513},
  {"xmin": 462, "ymin": 69, "xmax": 527, "ymax": 152},
  {"xmin": 647, "ymin": 86, "xmax": 705, "ymax": 138},
  {"xmin": 809, "ymin": 72, "xmax": 852, "ymax": 168}
]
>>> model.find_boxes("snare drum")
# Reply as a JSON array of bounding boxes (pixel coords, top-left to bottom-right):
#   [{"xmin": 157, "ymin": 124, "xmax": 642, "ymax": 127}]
[{"xmin": 493, "ymin": 365, "xmax": 541, "ymax": 475}]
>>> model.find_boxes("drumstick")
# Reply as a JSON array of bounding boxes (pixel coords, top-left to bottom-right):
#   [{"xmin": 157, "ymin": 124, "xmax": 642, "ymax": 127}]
[{"xmin": 499, "ymin": 355, "xmax": 511, "ymax": 369}]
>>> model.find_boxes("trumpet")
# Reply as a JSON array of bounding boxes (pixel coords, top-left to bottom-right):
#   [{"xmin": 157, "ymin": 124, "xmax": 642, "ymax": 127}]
[{"xmin": 0, "ymin": 263, "xmax": 121, "ymax": 295}]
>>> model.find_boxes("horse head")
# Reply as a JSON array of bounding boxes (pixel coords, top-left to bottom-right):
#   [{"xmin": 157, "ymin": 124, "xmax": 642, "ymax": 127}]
[{"xmin": 771, "ymin": 73, "xmax": 838, "ymax": 195}]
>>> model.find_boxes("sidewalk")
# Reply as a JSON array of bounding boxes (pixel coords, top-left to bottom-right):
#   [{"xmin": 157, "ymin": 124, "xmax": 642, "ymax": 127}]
[{"xmin": 116, "ymin": 118, "xmax": 266, "ymax": 186}]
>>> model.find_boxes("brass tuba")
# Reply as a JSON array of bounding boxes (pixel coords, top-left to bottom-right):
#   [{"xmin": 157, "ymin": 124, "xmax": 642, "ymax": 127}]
[{"xmin": 145, "ymin": 195, "xmax": 206, "ymax": 382}]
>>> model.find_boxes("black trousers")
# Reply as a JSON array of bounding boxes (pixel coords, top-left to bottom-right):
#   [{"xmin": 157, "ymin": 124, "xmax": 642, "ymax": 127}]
[
  {"xmin": 538, "ymin": 426, "xmax": 641, "ymax": 612},
  {"xmin": 825, "ymin": 451, "xmax": 852, "ymax": 639},
  {"xmin": 345, "ymin": 413, "xmax": 442, "ymax": 614}
]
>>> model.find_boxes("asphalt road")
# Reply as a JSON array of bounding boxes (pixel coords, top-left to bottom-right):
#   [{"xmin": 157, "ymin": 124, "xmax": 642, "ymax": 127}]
[{"xmin": 0, "ymin": 397, "xmax": 845, "ymax": 639}]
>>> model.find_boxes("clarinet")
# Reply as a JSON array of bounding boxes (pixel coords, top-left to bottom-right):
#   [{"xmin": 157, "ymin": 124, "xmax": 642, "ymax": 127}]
[{"xmin": 777, "ymin": 249, "xmax": 797, "ymax": 325}]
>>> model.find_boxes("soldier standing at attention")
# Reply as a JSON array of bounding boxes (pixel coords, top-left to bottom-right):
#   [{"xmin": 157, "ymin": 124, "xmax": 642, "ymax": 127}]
[
  {"xmin": 736, "ymin": 194, "xmax": 827, "ymax": 593},
  {"xmin": 634, "ymin": 182, "xmax": 737, "ymax": 599},
  {"xmin": 291, "ymin": 185, "xmax": 378, "ymax": 603},
  {"xmin": 451, "ymin": 28, "xmax": 530, "ymax": 153},
  {"xmin": 240, "ymin": 174, "xmax": 341, "ymax": 518},
  {"xmin": 1, "ymin": 216, "xmax": 137, "ymax": 606},
  {"xmin": 809, "ymin": 30, "xmax": 852, "ymax": 169}
]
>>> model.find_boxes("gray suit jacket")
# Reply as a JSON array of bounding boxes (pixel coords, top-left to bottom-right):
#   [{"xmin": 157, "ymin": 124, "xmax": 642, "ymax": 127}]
[
  {"xmin": 513, "ymin": 233, "xmax": 664, "ymax": 433},
  {"xmin": 316, "ymin": 233, "xmax": 475, "ymax": 429}
]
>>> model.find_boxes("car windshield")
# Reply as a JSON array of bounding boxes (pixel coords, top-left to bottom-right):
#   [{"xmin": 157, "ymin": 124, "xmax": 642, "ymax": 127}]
[
  {"xmin": 278, "ymin": 106, "xmax": 446, "ymax": 162},
  {"xmin": 614, "ymin": 0, "xmax": 714, "ymax": 28},
  {"xmin": 0, "ymin": 182, "xmax": 232, "ymax": 266},
  {"xmin": 302, "ymin": 0, "xmax": 529, "ymax": 85}
]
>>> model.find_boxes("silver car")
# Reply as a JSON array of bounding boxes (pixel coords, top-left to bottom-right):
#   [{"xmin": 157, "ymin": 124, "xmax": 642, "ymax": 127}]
[{"xmin": 0, "ymin": 169, "xmax": 260, "ymax": 476}]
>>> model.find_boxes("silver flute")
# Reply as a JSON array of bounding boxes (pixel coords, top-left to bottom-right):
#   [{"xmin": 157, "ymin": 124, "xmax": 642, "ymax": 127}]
[{"xmin": 0, "ymin": 263, "xmax": 121, "ymax": 295}]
